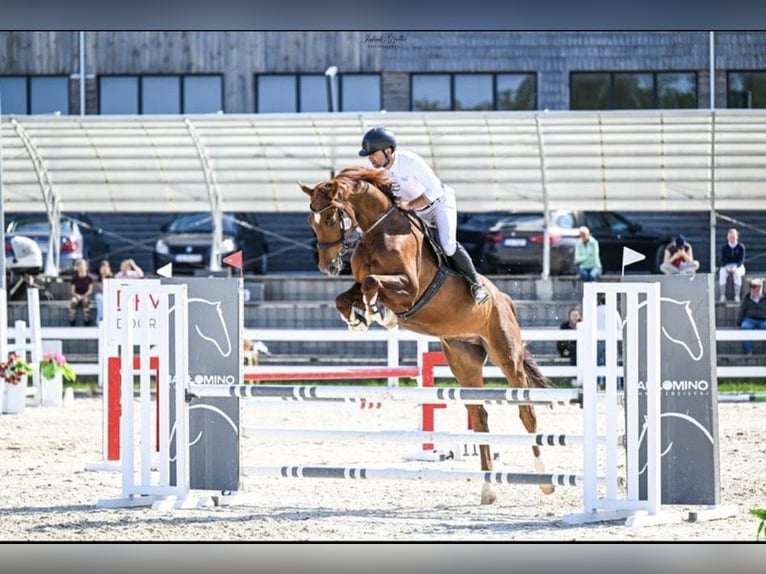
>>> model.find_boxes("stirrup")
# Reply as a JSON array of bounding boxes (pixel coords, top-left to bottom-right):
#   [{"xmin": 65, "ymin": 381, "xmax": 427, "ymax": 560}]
[{"xmin": 471, "ymin": 284, "xmax": 489, "ymax": 305}]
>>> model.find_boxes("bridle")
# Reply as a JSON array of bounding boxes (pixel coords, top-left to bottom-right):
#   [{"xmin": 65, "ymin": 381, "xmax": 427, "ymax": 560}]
[{"xmin": 309, "ymin": 202, "xmax": 357, "ymax": 268}]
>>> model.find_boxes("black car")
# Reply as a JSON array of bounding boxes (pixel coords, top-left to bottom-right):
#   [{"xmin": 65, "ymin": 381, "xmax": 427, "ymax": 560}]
[
  {"xmin": 457, "ymin": 210, "xmax": 670, "ymax": 275},
  {"xmin": 153, "ymin": 212, "xmax": 269, "ymax": 276}
]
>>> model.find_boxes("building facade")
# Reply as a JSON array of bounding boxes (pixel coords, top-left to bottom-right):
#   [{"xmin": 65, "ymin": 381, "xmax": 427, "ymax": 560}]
[{"xmin": 1, "ymin": 31, "xmax": 766, "ymax": 116}]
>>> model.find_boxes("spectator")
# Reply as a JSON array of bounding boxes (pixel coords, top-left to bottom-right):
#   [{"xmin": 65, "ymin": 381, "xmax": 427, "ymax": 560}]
[
  {"xmin": 115, "ymin": 258, "xmax": 144, "ymax": 278},
  {"xmin": 660, "ymin": 234, "xmax": 700, "ymax": 275},
  {"xmin": 94, "ymin": 259, "xmax": 113, "ymax": 323},
  {"xmin": 719, "ymin": 227, "xmax": 746, "ymax": 302},
  {"xmin": 557, "ymin": 305, "xmax": 582, "ymax": 366},
  {"xmin": 68, "ymin": 258, "xmax": 94, "ymax": 326},
  {"xmin": 737, "ymin": 277, "xmax": 766, "ymax": 356},
  {"xmin": 574, "ymin": 226, "xmax": 602, "ymax": 282}
]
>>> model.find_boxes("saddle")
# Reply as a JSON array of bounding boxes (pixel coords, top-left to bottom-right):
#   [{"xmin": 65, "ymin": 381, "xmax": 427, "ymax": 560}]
[
  {"xmin": 404, "ymin": 211, "xmax": 467, "ymax": 280},
  {"xmin": 395, "ymin": 211, "xmax": 466, "ymax": 320}
]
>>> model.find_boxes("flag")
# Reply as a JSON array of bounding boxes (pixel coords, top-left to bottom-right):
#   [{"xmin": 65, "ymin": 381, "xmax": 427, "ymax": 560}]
[
  {"xmin": 622, "ymin": 246, "xmax": 646, "ymax": 269},
  {"xmin": 156, "ymin": 262, "xmax": 173, "ymax": 278},
  {"xmin": 223, "ymin": 250, "xmax": 243, "ymax": 270}
]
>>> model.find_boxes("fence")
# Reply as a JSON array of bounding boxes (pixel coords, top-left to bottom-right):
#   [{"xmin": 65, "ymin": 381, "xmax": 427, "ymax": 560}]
[{"xmin": 5, "ymin": 325, "xmax": 765, "ymax": 382}]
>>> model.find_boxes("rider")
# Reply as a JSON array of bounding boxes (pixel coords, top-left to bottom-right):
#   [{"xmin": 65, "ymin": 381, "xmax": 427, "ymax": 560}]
[{"xmin": 358, "ymin": 126, "xmax": 489, "ymax": 305}]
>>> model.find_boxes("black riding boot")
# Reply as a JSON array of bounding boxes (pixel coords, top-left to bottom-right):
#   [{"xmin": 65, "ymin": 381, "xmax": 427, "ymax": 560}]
[{"xmin": 448, "ymin": 244, "xmax": 489, "ymax": 305}]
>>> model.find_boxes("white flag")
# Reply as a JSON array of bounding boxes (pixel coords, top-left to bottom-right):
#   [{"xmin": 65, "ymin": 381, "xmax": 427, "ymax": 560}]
[{"xmin": 622, "ymin": 246, "xmax": 646, "ymax": 269}]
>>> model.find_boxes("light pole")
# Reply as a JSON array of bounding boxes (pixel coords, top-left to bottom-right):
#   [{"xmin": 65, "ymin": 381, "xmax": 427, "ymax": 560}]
[
  {"xmin": 324, "ymin": 66, "xmax": 338, "ymax": 112},
  {"xmin": 324, "ymin": 66, "xmax": 338, "ymax": 177}
]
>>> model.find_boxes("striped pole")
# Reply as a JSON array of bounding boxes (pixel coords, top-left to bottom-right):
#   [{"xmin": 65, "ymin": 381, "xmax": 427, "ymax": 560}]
[
  {"xmin": 188, "ymin": 384, "xmax": 584, "ymax": 405},
  {"xmin": 718, "ymin": 392, "xmax": 766, "ymax": 403},
  {"xmin": 242, "ymin": 465, "xmax": 609, "ymax": 487},
  {"xmin": 241, "ymin": 427, "xmax": 622, "ymax": 447}
]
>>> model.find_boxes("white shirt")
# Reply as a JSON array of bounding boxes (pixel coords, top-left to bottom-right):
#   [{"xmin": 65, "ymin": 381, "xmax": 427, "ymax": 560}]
[{"xmin": 385, "ymin": 149, "xmax": 446, "ymax": 204}]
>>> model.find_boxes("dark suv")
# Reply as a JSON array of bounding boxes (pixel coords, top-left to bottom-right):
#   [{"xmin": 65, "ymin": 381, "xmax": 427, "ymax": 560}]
[
  {"xmin": 153, "ymin": 212, "xmax": 269, "ymax": 275},
  {"xmin": 457, "ymin": 210, "xmax": 670, "ymax": 275}
]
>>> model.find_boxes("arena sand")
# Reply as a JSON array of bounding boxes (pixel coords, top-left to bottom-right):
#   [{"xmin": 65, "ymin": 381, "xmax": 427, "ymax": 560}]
[{"xmin": 0, "ymin": 395, "xmax": 763, "ymax": 541}]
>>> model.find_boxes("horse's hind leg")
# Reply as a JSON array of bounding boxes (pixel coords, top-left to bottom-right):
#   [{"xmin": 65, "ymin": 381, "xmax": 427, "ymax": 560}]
[
  {"xmin": 441, "ymin": 338, "xmax": 497, "ymax": 505},
  {"xmin": 484, "ymin": 320, "xmax": 555, "ymax": 495}
]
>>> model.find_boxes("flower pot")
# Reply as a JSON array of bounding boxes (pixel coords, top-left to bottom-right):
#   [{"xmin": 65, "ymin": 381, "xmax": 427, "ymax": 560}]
[
  {"xmin": 41, "ymin": 373, "xmax": 63, "ymax": 407},
  {"xmin": 3, "ymin": 378, "xmax": 26, "ymax": 414}
]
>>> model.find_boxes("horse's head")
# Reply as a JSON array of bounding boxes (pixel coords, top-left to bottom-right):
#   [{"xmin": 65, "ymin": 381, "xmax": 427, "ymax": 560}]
[{"xmin": 299, "ymin": 178, "xmax": 357, "ymax": 277}]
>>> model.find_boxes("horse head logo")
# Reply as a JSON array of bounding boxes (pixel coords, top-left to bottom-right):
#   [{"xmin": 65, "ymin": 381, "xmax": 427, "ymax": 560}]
[
  {"xmin": 170, "ymin": 297, "xmax": 232, "ymax": 358},
  {"xmin": 632, "ymin": 297, "xmax": 703, "ymax": 361}
]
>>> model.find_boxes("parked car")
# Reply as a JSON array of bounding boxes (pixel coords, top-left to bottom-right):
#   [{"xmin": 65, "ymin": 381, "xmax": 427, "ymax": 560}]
[
  {"xmin": 4, "ymin": 212, "xmax": 109, "ymax": 275},
  {"xmin": 457, "ymin": 210, "xmax": 671, "ymax": 275},
  {"xmin": 153, "ymin": 212, "xmax": 269, "ymax": 276}
]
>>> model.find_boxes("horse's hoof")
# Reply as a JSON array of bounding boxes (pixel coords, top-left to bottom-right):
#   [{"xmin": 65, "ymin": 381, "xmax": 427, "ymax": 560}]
[
  {"xmin": 480, "ymin": 483, "xmax": 497, "ymax": 505},
  {"xmin": 347, "ymin": 320, "xmax": 369, "ymax": 332},
  {"xmin": 539, "ymin": 484, "xmax": 555, "ymax": 496}
]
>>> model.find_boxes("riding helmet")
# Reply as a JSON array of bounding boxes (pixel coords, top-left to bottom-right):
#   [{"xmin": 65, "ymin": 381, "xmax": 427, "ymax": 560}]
[{"xmin": 359, "ymin": 127, "xmax": 397, "ymax": 157}]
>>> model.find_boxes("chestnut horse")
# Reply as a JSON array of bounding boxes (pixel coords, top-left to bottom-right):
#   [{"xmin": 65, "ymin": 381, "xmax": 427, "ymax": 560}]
[{"xmin": 299, "ymin": 166, "xmax": 554, "ymax": 504}]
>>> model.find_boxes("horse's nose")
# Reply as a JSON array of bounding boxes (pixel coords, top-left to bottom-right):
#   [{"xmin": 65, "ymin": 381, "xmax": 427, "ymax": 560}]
[{"xmin": 320, "ymin": 258, "xmax": 342, "ymax": 277}]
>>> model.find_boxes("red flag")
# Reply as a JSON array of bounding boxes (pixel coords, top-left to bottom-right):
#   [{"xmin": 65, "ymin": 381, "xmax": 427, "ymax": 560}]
[{"xmin": 222, "ymin": 250, "xmax": 243, "ymax": 270}]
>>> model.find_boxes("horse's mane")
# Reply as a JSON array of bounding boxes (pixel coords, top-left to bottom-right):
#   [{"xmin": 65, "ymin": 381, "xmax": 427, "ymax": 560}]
[{"xmin": 335, "ymin": 166, "xmax": 397, "ymax": 203}]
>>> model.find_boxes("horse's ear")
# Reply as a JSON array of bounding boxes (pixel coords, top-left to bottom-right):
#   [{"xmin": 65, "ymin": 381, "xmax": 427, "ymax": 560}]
[
  {"xmin": 321, "ymin": 180, "xmax": 339, "ymax": 199},
  {"xmin": 298, "ymin": 181, "xmax": 313, "ymax": 196}
]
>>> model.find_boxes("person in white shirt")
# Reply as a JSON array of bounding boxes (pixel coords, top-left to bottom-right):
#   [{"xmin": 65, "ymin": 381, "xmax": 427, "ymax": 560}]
[
  {"xmin": 115, "ymin": 258, "xmax": 144, "ymax": 278},
  {"xmin": 358, "ymin": 127, "xmax": 489, "ymax": 305}
]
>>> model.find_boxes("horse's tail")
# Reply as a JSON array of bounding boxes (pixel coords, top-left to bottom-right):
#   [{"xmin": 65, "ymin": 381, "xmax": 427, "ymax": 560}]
[{"xmin": 523, "ymin": 348, "xmax": 552, "ymax": 389}]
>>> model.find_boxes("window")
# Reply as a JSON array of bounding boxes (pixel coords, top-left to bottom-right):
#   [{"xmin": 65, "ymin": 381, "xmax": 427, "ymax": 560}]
[
  {"xmin": 340, "ymin": 74, "xmax": 381, "ymax": 112},
  {"xmin": 497, "ymin": 74, "xmax": 537, "ymax": 110},
  {"xmin": 412, "ymin": 73, "xmax": 537, "ymax": 111},
  {"xmin": 455, "ymin": 74, "xmax": 493, "ymax": 110},
  {"xmin": 0, "ymin": 77, "xmax": 27, "ymax": 114},
  {"xmin": 256, "ymin": 73, "xmax": 381, "ymax": 113},
  {"xmin": 570, "ymin": 73, "xmax": 610, "ymax": 110},
  {"xmin": 257, "ymin": 76, "xmax": 297, "ymax": 113},
  {"xmin": 727, "ymin": 71, "xmax": 766, "ymax": 108},
  {"xmin": 412, "ymin": 75, "xmax": 451, "ymax": 111},
  {"xmin": 299, "ymin": 75, "xmax": 330, "ymax": 113},
  {"xmin": 657, "ymin": 73, "xmax": 696, "ymax": 108},
  {"xmin": 0, "ymin": 76, "xmax": 69, "ymax": 115},
  {"xmin": 571, "ymin": 72, "xmax": 697, "ymax": 110},
  {"xmin": 183, "ymin": 76, "xmax": 223, "ymax": 113},
  {"xmin": 99, "ymin": 76, "xmax": 139, "ymax": 114},
  {"xmin": 98, "ymin": 75, "xmax": 223, "ymax": 114}
]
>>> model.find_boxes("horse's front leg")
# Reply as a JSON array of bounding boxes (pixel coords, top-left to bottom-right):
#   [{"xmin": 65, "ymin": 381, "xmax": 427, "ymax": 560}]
[
  {"xmin": 360, "ymin": 273, "xmax": 417, "ymax": 328},
  {"xmin": 335, "ymin": 284, "xmax": 369, "ymax": 331}
]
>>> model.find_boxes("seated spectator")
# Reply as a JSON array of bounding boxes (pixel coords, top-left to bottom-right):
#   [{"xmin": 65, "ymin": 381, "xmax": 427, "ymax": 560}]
[
  {"xmin": 115, "ymin": 258, "xmax": 144, "ymax": 278},
  {"xmin": 94, "ymin": 259, "xmax": 113, "ymax": 323},
  {"xmin": 68, "ymin": 258, "xmax": 94, "ymax": 326},
  {"xmin": 574, "ymin": 226, "xmax": 602, "ymax": 282},
  {"xmin": 737, "ymin": 277, "xmax": 766, "ymax": 355},
  {"xmin": 557, "ymin": 305, "xmax": 582, "ymax": 366},
  {"xmin": 660, "ymin": 235, "xmax": 700, "ymax": 275},
  {"xmin": 719, "ymin": 227, "xmax": 746, "ymax": 302}
]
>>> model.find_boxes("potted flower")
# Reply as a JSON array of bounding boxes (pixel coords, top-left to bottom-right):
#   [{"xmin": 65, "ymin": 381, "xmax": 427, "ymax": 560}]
[
  {"xmin": 0, "ymin": 352, "xmax": 34, "ymax": 385},
  {"xmin": 39, "ymin": 352, "xmax": 77, "ymax": 384},
  {"xmin": 1, "ymin": 352, "xmax": 35, "ymax": 414},
  {"xmin": 39, "ymin": 352, "xmax": 76, "ymax": 407}
]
